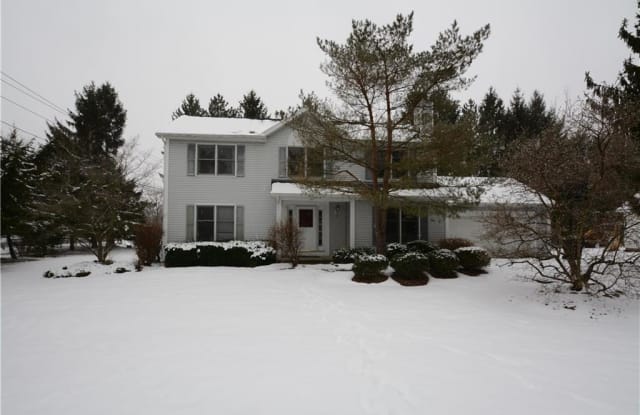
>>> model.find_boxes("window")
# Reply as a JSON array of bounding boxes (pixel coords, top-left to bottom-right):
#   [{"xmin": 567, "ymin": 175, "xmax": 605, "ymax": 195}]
[
  {"xmin": 216, "ymin": 206, "xmax": 235, "ymax": 241},
  {"xmin": 192, "ymin": 144, "xmax": 243, "ymax": 176},
  {"xmin": 193, "ymin": 205, "xmax": 241, "ymax": 242},
  {"xmin": 318, "ymin": 210, "xmax": 323, "ymax": 246},
  {"xmin": 384, "ymin": 208, "xmax": 428, "ymax": 243},
  {"xmin": 288, "ymin": 147, "xmax": 305, "ymax": 177},
  {"xmin": 197, "ymin": 145, "xmax": 216, "ymax": 174},
  {"xmin": 279, "ymin": 146, "xmax": 325, "ymax": 178},
  {"xmin": 299, "ymin": 209, "xmax": 313, "ymax": 228},
  {"xmin": 217, "ymin": 145, "xmax": 235, "ymax": 175},
  {"xmin": 196, "ymin": 206, "xmax": 215, "ymax": 241},
  {"xmin": 365, "ymin": 150, "xmax": 407, "ymax": 180}
]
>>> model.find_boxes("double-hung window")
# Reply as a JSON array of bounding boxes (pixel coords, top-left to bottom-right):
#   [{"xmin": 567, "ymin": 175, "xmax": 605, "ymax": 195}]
[
  {"xmin": 279, "ymin": 146, "xmax": 325, "ymax": 178},
  {"xmin": 190, "ymin": 205, "xmax": 244, "ymax": 242},
  {"xmin": 187, "ymin": 144, "xmax": 244, "ymax": 176}
]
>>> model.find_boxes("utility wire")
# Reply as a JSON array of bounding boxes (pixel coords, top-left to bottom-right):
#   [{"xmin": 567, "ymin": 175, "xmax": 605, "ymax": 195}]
[
  {"xmin": 1, "ymin": 71, "xmax": 67, "ymax": 113},
  {"xmin": 1, "ymin": 78, "xmax": 67, "ymax": 116},
  {"xmin": 1, "ymin": 96, "xmax": 53, "ymax": 123},
  {"xmin": 1, "ymin": 120, "xmax": 46, "ymax": 141}
]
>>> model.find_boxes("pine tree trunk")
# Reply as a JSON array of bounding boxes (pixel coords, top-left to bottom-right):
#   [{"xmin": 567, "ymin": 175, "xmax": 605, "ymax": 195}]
[
  {"xmin": 6, "ymin": 235, "xmax": 17, "ymax": 260},
  {"xmin": 69, "ymin": 236, "xmax": 75, "ymax": 251},
  {"xmin": 374, "ymin": 207, "xmax": 387, "ymax": 254}
]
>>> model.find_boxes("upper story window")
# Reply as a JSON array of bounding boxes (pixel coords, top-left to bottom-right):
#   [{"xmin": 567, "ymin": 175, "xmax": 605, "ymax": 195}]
[
  {"xmin": 365, "ymin": 149, "xmax": 406, "ymax": 181},
  {"xmin": 187, "ymin": 144, "xmax": 245, "ymax": 177},
  {"xmin": 279, "ymin": 146, "xmax": 325, "ymax": 178}
]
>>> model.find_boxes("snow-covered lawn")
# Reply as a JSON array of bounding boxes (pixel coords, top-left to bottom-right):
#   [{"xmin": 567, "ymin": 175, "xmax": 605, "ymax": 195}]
[{"xmin": 2, "ymin": 249, "xmax": 638, "ymax": 415}]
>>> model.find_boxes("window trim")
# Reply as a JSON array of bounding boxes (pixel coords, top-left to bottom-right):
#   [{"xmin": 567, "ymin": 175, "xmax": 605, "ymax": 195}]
[
  {"xmin": 194, "ymin": 203, "xmax": 238, "ymax": 242},
  {"xmin": 195, "ymin": 143, "xmax": 242, "ymax": 177}
]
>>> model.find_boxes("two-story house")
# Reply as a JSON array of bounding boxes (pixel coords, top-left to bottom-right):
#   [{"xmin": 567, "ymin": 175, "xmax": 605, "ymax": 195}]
[{"xmin": 157, "ymin": 116, "xmax": 544, "ymax": 256}]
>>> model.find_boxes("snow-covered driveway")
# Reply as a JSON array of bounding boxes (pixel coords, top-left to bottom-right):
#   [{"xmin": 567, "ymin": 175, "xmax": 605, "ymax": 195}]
[{"xmin": 2, "ymin": 250, "xmax": 638, "ymax": 414}]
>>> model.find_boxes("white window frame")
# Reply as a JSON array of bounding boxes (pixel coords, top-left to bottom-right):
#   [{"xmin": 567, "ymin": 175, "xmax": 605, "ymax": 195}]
[
  {"xmin": 194, "ymin": 203, "xmax": 238, "ymax": 241},
  {"xmin": 195, "ymin": 144, "xmax": 241, "ymax": 177}
]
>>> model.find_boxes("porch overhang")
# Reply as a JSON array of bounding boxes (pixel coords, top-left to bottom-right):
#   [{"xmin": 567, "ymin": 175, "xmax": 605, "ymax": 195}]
[{"xmin": 270, "ymin": 182, "xmax": 354, "ymax": 202}]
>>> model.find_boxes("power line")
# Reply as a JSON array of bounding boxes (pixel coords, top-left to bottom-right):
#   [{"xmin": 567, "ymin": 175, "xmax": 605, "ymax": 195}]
[
  {"xmin": 1, "ymin": 78, "xmax": 67, "ymax": 116},
  {"xmin": 1, "ymin": 120, "xmax": 46, "ymax": 141},
  {"xmin": 1, "ymin": 96, "xmax": 53, "ymax": 123},
  {"xmin": 1, "ymin": 71, "xmax": 67, "ymax": 113}
]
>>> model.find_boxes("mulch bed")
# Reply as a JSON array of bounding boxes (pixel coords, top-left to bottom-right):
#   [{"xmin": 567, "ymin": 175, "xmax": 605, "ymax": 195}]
[
  {"xmin": 458, "ymin": 269, "xmax": 488, "ymax": 277},
  {"xmin": 390, "ymin": 274, "xmax": 429, "ymax": 286},
  {"xmin": 352, "ymin": 274, "xmax": 389, "ymax": 284}
]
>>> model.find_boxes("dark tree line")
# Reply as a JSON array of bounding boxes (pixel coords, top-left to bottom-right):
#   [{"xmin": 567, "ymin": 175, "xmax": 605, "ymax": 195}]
[
  {"xmin": 172, "ymin": 89, "xmax": 273, "ymax": 120},
  {"xmin": 425, "ymin": 86, "xmax": 557, "ymax": 177},
  {"xmin": 1, "ymin": 82, "xmax": 146, "ymax": 262}
]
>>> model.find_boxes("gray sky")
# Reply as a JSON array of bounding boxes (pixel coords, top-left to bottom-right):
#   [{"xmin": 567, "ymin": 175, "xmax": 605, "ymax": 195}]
[{"xmin": 1, "ymin": 0, "xmax": 637, "ymax": 160}]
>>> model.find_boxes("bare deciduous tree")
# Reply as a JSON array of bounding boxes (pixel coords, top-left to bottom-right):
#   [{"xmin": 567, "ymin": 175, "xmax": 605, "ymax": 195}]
[{"xmin": 485, "ymin": 97, "xmax": 640, "ymax": 293}]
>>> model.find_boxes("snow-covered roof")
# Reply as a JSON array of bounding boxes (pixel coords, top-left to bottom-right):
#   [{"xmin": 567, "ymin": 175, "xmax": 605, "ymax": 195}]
[
  {"xmin": 271, "ymin": 182, "xmax": 351, "ymax": 199},
  {"xmin": 271, "ymin": 177, "xmax": 546, "ymax": 205},
  {"xmin": 156, "ymin": 116, "xmax": 281, "ymax": 138}
]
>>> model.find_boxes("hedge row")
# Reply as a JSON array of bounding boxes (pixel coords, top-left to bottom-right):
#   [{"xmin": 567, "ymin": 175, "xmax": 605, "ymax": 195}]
[{"xmin": 165, "ymin": 241, "xmax": 276, "ymax": 268}]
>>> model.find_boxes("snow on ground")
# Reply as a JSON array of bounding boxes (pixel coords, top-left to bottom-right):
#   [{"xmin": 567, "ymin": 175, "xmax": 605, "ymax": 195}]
[{"xmin": 2, "ymin": 249, "xmax": 638, "ymax": 415}]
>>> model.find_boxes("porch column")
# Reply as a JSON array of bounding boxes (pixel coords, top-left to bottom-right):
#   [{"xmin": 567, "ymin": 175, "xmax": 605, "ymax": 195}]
[
  {"xmin": 275, "ymin": 197, "xmax": 282, "ymax": 223},
  {"xmin": 349, "ymin": 198, "xmax": 356, "ymax": 248}
]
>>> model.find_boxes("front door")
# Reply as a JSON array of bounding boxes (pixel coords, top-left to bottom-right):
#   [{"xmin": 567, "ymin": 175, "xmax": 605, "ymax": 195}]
[{"xmin": 297, "ymin": 207, "xmax": 316, "ymax": 251}]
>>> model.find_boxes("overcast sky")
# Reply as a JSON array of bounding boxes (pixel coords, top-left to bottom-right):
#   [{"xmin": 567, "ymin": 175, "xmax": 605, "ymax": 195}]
[{"xmin": 1, "ymin": 0, "xmax": 637, "ymax": 161}]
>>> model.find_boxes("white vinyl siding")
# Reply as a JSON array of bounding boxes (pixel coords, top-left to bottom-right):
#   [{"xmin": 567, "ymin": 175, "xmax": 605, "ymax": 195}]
[{"xmin": 166, "ymin": 127, "xmax": 296, "ymax": 243}]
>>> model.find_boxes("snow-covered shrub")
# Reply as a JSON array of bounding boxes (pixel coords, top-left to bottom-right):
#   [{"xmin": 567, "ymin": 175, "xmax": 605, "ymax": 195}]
[
  {"xmin": 386, "ymin": 242, "xmax": 408, "ymax": 260},
  {"xmin": 332, "ymin": 247, "xmax": 375, "ymax": 264},
  {"xmin": 390, "ymin": 252, "xmax": 430, "ymax": 284},
  {"xmin": 406, "ymin": 240, "xmax": 437, "ymax": 254},
  {"xmin": 455, "ymin": 246, "xmax": 491, "ymax": 272},
  {"xmin": 428, "ymin": 249, "xmax": 460, "ymax": 278},
  {"xmin": 352, "ymin": 254, "xmax": 389, "ymax": 283},
  {"xmin": 164, "ymin": 241, "xmax": 276, "ymax": 268},
  {"xmin": 438, "ymin": 238, "xmax": 473, "ymax": 251}
]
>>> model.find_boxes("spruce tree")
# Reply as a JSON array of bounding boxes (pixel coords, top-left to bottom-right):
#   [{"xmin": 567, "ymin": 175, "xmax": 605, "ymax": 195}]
[
  {"xmin": 208, "ymin": 93, "xmax": 239, "ymax": 118},
  {"xmin": 69, "ymin": 82, "xmax": 126, "ymax": 158},
  {"xmin": 1, "ymin": 129, "xmax": 36, "ymax": 258},
  {"xmin": 239, "ymin": 90, "xmax": 269, "ymax": 119},
  {"xmin": 172, "ymin": 93, "xmax": 207, "ymax": 120}
]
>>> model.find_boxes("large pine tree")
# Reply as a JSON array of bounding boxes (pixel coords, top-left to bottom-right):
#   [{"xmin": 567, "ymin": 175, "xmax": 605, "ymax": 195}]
[
  {"xmin": 0, "ymin": 129, "xmax": 36, "ymax": 258},
  {"xmin": 208, "ymin": 93, "xmax": 239, "ymax": 118},
  {"xmin": 239, "ymin": 90, "xmax": 269, "ymax": 119},
  {"xmin": 69, "ymin": 82, "xmax": 127, "ymax": 157},
  {"xmin": 172, "ymin": 93, "xmax": 207, "ymax": 120}
]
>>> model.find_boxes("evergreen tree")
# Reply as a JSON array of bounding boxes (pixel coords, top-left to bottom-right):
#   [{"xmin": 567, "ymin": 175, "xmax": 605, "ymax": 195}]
[
  {"xmin": 502, "ymin": 89, "xmax": 528, "ymax": 142},
  {"xmin": 239, "ymin": 90, "xmax": 269, "ymax": 119},
  {"xmin": 1, "ymin": 129, "xmax": 36, "ymax": 258},
  {"xmin": 290, "ymin": 13, "xmax": 490, "ymax": 253},
  {"xmin": 617, "ymin": 3, "xmax": 640, "ymax": 98},
  {"xmin": 69, "ymin": 82, "xmax": 126, "ymax": 158},
  {"xmin": 208, "ymin": 93, "xmax": 239, "ymax": 118},
  {"xmin": 34, "ymin": 82, "xmax": 145, "ymax": 262},
  {"xmin": 476, "ymin": 87, "xmax": 506, "ymax": 175},
  {"xmin": 172, "ymin": 93, "xmax": 207, "ymax": 120},
  {"xmin": 525, "ymin": 90, "xmax": 555, "ymax": 138}
]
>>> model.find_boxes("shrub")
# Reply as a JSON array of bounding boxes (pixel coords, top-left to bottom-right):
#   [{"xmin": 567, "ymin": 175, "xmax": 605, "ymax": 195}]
[
  {"xmin": 406, "ymin": 240, "xmax": 436, "ymax": 254},
  {"xmin": 438, "ymin": 238, "xmax": 473, "ymax": 251},
  {"xmin": 164, "ymin": 241, "xmax": 276, "ymax": 268},
  {"xmin": 390, "ymin": 252, "xmax": 430, "ymax": 285},
  {"xmin": 428, "ymin": 249, "xmax": 460, "ymax": 278},
  {"xmin": 332, "ymin": 247, "xmax": 375, "ymax": 264},
  {"xmin": 268, "ymin": 219, "xmax": 303, "ymax": 268},
  {"xmin": 165, "ymin": 244, "xmax": 198, "ymax": 267},
  {"xmin": 455, "ymin": 246, "xmax": 491, "ymax": 272},
  {"xmin": 134, "ymin": 221, "xmax": 163, "ymax": 266},
  {"xmin": 385, "ymin": 243, "xmax": 408, "ymax": 260},
  {"xmin": 197, "ymin": 245, "xmax": 226, "ymax": 266},
  {"xmin": 352, "ymin": 254, "xmax": 389, "ymax": 283}
]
